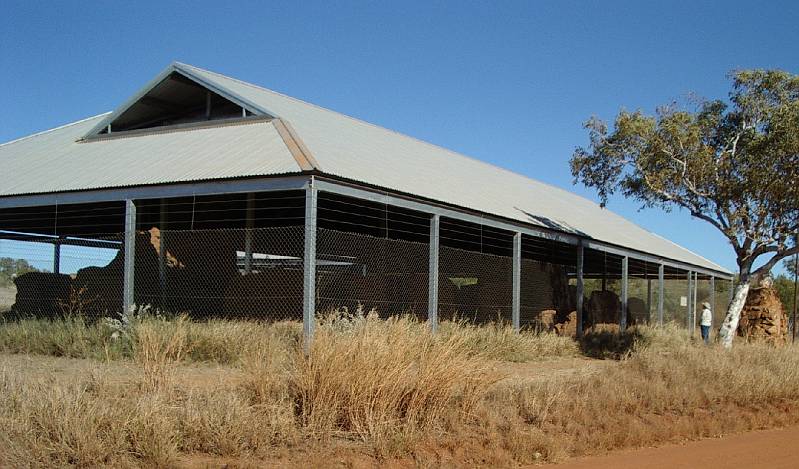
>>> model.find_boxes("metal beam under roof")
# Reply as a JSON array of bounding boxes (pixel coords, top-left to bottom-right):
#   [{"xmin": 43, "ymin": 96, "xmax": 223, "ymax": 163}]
[{"xmin": 0, "ymin": 175, "xmax": 311, "ymax": 209}]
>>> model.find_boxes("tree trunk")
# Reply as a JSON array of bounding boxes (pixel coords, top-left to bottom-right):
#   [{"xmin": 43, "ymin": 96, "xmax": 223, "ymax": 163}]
[{"xmin": 718, "ymin": 281, "xmax": 751, "ymax": 348}]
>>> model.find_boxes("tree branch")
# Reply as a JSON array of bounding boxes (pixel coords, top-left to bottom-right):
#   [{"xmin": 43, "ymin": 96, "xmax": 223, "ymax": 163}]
[
  {"xmin": 689, "ymin": 209, "xmax": 726, "ymax": 233},
  {"xmin": 753, "ymin": 245, "xmax": 799, "ymax": 278}
]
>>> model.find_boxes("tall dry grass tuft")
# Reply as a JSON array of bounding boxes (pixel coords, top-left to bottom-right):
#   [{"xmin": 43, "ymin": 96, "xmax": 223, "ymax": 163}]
[
  {"xmin": 439, "ymin": 318, "xmax": 580, "ymax": 362},
  {"xmin": 479, "ymin": 331, "xmax": 799, "ymax": 462},
  {"xmin": 2, "ymin": 315, "xmax": 799, "ymax": 466},
  {"xmin": 132, "ymin": 314, "xmax": 190, "ymax": 390},
  {"xmin": 176, "ymin": 385, "xmax": 298, "ymax": 457},
  {"xmin": 0, "ymin": 373, "xmax": 130, "ymax": 467},
  {"xmin": 0, "ymin": 315, "xmax": 303, "ymax": 366},
  {"xmin": 0, "ymin": 369, "xmax": 185, "ymax": 468},
  {"xmin": 292, "ymin": 311, "xmax": 500, "ymax": 453},
  {"xmin": 185, "ymin": 319, "xmax": 301, "ymax": 364},
  {"xmin": 0, "ymin": 316, "xmax": 130, "ymax": 360}
]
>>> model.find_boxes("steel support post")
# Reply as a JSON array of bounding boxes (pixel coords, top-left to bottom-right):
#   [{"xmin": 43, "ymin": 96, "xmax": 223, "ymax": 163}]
[
  {"xmin": 302, "ymin": 184, "xmax": 318, "ymax": 354},
  {"xmin": 576, "ymin": 242, "xmax": 584, "ymax": 337},
  {"xmin": 693, "ymin": 272, "xmax": 699, "ymax": 336},
  {"xmin": 123, "ymin": 200, "xmax": 136, "ymax": 314},
  {"xmin": 158, "ymin": 199, "xmax": 167, "ymax": 309},
  {"xmin": 512, "ymin": 232, "xmax": 522, "ymax": 332},
  {"xmin": 428, "ymin": 214, "xmax": 440, "ymax": 333},
  {"xmin": 244, "ymin": 193, "xmax": 255, "ymax": 274},
  {"xmin": 53, "ymin": 239, "xmax": 61, "ymax": 274},
  {"xmin": 646, "ymin": 276, "xmax": 652, "ymax": 324},
  {"xmin": 620, "ymin": 256, "xmax": 628, "ymax": 332},
  {"xmin": 710, "ymin": 276, "xmax": 716, "ymax": 328},
  {"xmin": 686, "ymin": 271, "xmax": 693, "ymax": 332},
  {"xmin": 658, "ymin": 264, "xmax": 665, "ymax": 326}
]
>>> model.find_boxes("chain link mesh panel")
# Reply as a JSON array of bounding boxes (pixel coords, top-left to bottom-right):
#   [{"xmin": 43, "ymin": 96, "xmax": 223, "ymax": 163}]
[
  {"xmin": 1, "ymin": 235, "xmax": 124, "ymax": 319},
  {"xmin": 520, "ymin": 259, "xmax": 575, "ymax": 330},
  {"xmin": 662, "ymin": 276, "xmax": 690, "ymax": 327},
  {"xmin": 134, "ymin": 226, "xmax": 305, "ymax": 321},
  {"xmin": 1, "ymin": 240, "xmax": 56, "ymax": 315},
  {"xmin": 627, "ymin": 277, "xmax": 652, "ymax": 326},
  {"xmin": 0, "ymin": 194, "xmax": 732, "ymax": 338},
  {"xmin": 438, "ymin": 245, "xmax": 513, "ymax": 324},
  {"xmin": 3, "ymin": 227, "xmax": 306, "ymax": 321},
  {"xmin": 315, "ymin": 228, "xmax": 429, "ymax": 318},
  {"xmin": 695, "ymin": 276, "xmax": 712, "ymax": 329}
]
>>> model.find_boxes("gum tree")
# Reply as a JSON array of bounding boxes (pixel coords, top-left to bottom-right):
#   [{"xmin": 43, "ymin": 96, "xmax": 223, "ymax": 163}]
[
  {"xmin": 570, "ymin": 70, "xmax": 799, "ymax": 348},
  {"xmin": 785, "ymin": 257, "xmax": 797, "ymax": 277}
]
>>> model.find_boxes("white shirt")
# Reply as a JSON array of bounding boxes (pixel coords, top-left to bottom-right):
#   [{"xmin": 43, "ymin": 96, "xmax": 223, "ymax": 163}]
[{"xmin": 700, "ymin": 308, "xmax": 713, "ymax": 327}]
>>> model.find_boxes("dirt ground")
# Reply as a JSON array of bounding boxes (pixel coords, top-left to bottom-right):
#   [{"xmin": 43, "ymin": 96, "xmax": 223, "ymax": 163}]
[
  {"xmin": 494, "ymin": 356, "xmax": 615, "ymax": 384},
  {"xmin": 175, "ymin": 426, "xmax": 799, "ymax": 469},
  {"xmin": 3, "ymin": 352, "xmax": 796, "ymax": 468},
  {"xmin": 553, "ymin": 425, "xmax": 799, "ymax": 469},
  {"xmin": 0, "ymin": 352, "xmax": 610, "ymax": 390},
  {"xmin": 0, "ymin": 352, "xmax": 244, "ymax": 390}
]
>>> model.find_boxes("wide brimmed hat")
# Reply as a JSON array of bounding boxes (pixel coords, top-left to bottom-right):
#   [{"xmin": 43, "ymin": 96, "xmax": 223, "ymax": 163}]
[{"xmin": 702, "ymin": 301, "xmax": 711, "ymax": 309}]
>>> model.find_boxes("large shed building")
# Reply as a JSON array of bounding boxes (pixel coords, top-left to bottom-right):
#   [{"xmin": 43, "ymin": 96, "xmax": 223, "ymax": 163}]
[{"xmin": 0, "ymin": 62, "xmax": 732, "ymax": 341}]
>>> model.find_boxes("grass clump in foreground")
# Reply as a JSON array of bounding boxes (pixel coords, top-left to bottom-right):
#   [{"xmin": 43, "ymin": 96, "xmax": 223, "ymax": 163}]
[
  {"xmin": 0, "ymin": 313, "xmax": 798, "ymax": 467},
  {"xmin": 0, "ymin": 312, "xmax": 303, "ymax": 364},
  {"xmin": 0, "ymin": 309, "xmax": 573, "ymax": 365}
]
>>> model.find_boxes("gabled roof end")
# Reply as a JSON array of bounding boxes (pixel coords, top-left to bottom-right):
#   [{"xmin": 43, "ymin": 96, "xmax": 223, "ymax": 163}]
[{"xmin": 81, "ymin": 62, "xmax": 278, "ymax": 139}]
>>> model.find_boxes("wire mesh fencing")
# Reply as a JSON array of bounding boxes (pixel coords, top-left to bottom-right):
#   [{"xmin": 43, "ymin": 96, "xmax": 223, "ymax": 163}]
[
  {"xmin": 1, "ymin": 235, "xmax": 123, "ymax": 319},
  {"xmin": 437, "ymin": 245, "xmax": 513, "ymax": 324},
  {"xmin": 3, "ymin": 227, "xmax": 306, "ymax": 322},
  {"xmin": 2, "ymin": 222, "xmax": 735, "ymax": 339},
  {"xmin": 134, "ymin": 226, "xmax": 305, "ymax": 321},
  {"xmin": 520, "ymin": 259, "xmax": 575, "ymax": 331},
  {"xmin": 1, "ymin": 239, "xmax": 58, "ymax": 314},
  {"xmin": 315, "ymin": 228, "xmax": 429, "ymax": 318},
  {"xmin": 662, "ymin": 276, "xmax": 690, "ymax": 328},
  {"xmin": 627, "ymin": 277, "xmax": 654, "ymax": 326}
]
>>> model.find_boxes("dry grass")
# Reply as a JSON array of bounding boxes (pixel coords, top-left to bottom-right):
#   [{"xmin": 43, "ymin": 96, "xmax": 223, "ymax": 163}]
[
  {"xmin": 0, "ymin": 315, "xmax": 303, "ymax": 364},
  {"xmin": 439, "ymin": 318, "xmax": 580, "ymax": 362},
  {"xmin": 0, "ymin": 315, "xmax": 130, "ymax": 360},
  {"xmin": 132, "ymin": 314, "xmax": 190, "ymax": 390},
  {"xmin": 295, "ymin": 312, "xmax": 499, "ymax": 454},
  {"xmin": 0, "ymin": 314, "xmax": 798, "ymax": 467},
  {"xmin": 474, "ymin": 333, "xmax": 799, "ymax": 464}
]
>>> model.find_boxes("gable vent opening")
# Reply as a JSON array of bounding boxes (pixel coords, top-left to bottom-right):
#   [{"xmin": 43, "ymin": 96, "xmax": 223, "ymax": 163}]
[{"xmin": 96, "ymin": 72, "xmax": 255, "ymax": 135}]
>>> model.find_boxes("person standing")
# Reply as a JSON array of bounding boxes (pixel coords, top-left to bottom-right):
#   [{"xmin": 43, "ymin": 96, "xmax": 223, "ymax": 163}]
[{"xmin": 700, "ymin": 301, "xmax": 713, "ymax": 344}]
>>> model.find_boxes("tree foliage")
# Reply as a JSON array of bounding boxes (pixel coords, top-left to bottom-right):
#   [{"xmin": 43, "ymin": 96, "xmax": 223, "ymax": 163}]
[
  {"xmin": 784, "ymin": 257, "xmax": 798, "ymax": 277},
  {"xmin": 0, "ymin": 257, "xmax": 40, "ymax": 288},
  {"xmin": 773, "ymin": 274, "xmax": 797, "ymax": 319},
  {"xmin": 571, "ymin": 70, "xmax": 799, "ymax": 283}
]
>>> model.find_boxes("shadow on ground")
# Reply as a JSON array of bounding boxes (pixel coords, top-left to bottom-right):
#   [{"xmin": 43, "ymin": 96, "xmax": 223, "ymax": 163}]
[{"xmin": 579, "ymin": 328, "xmax": 648, "ymax": 359}]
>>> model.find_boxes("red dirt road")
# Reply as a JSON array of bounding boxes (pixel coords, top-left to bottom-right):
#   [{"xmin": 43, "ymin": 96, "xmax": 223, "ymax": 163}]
[{"xmin": 554, "ymin": 426, "xmax": 799, "ymax": 469}]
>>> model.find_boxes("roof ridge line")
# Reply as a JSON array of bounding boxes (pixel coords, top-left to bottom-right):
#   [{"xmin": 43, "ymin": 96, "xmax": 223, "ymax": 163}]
[
  {"xmin": 0, "ymin": 113, "xmax": 111, "ymax": 148},
  {"xmin": 177, "ymin": 64, "xmax": 613, "ymax": 210}
]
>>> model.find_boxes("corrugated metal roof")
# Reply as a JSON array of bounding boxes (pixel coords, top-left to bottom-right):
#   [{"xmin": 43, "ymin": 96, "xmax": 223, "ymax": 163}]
[
  {"xmin": 0, "ymin": 115, "xmax": 300, "ymax": 196},
  {"xmin": 0, "ymin": 62, "xmax": 729, "ymax": 273},
  {"xmin": 177, "ymin": 64, "xmax": 728, "ymax": 273}
]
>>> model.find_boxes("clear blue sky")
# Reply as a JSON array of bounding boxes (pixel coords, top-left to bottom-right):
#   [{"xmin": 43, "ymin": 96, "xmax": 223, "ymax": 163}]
[{"xmin": 1, "ymin": 0, "xmax": 797, "ymax": 274}]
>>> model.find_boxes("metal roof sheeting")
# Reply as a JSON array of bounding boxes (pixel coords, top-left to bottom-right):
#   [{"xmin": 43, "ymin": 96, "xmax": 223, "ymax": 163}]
[
  {"xmin": 0, "ymin": 62, "xmax": 729, "ymax": 274},
  {"xmin": 178, "ymin": 64, "xmax": 728, "ymax": 273},
  {"xmin": 0, "ymin": 116, "xmax": 300, "ymax": 196}
]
